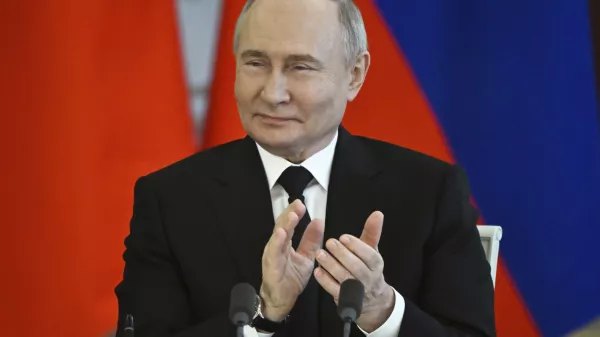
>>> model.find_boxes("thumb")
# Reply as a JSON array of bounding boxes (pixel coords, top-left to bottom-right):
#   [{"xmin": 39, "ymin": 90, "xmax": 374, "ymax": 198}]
[
  {"xmin": 360, "ymin": 211, "xmax": 384, "ymax": 249},
  {"xmin": 296, "ymin": 218, "xmax": 325, "ymax": 259}
]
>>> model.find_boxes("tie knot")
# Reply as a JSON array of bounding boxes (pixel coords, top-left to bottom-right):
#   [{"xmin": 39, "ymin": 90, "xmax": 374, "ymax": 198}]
[{"xmin": 277, "ymin": 166, "xmax": 314, "ymax": 203}]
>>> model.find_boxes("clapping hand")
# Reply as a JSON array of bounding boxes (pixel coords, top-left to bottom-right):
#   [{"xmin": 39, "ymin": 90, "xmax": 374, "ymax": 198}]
[
  {"xmin": 314, "ymin": 211, "xmax": 395, "ymax": 332},
  {"xmin": 259, "ymin": 200, "xmax": 325, "ymax": 321}
]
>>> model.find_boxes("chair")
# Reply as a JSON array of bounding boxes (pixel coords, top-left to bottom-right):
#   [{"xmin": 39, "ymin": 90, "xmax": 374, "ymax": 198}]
[{"xmin": 477, "ymin": 225, "xmax": 503, "ymax": 287}]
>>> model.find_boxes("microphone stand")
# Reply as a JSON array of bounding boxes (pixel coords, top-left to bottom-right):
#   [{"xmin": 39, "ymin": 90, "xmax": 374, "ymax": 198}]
[
  {"xmin": 338, "ymin": 279, "xmax": 365, "ymax": 337},
  {"xmin": 343, "ymin": 318, "xmax": 351, "ymax": 337}
]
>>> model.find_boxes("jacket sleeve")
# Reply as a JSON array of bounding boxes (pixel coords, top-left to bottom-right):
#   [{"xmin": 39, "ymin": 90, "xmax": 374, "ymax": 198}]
[
  {"xmin": 115, "ymin": 176, "xmax": 236, "ymax": 337},
  {"xmin": 398, "ymin": 165, "xmax": 496, "ymax": 337}
]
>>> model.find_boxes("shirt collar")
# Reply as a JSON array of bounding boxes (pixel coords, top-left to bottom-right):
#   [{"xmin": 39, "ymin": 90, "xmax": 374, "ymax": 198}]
[{"xmin": 256, "ymin": 131, "xmax": 338, "ymax": 191}]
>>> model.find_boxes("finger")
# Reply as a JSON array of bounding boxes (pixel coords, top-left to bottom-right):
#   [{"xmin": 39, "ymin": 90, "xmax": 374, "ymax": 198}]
[
  {"xmin": 296, "ymin": 218, "xmax": 325, "ymax": 259},
  {"xmin": 263, "ymin": 227, "xmax": 288, "ymax": 281},
  {"xmin": 339, "ymin": 234, "xmax": 383, "ymax": 271},
  {"xmin": 274, "ymin": 200, "xmax": 305, "ymax": 234},
  {"xmin": 283, "ymin": 211, "xmax": 299, "ymax": 243},
  {"xmin": 270, "ymin": 209, "xmax": 300, "ymax": 249},
  {"xmin": 314, "ymin": 267, "xmax": 341, "ymax": 303},
  {"xmin": 267, "ymin": 227, "xmax": 289, "ymax": 256},
  {"xmin": 315, "ymin": 248, "xmax": 354, "ymax": 283},
  {"xmin": 360, "ymin": 211, "xmax": 384, "ymax": 249},
  {"xmin": 325, "ymin": 238, "xmax": 374, "ymax": 279}
]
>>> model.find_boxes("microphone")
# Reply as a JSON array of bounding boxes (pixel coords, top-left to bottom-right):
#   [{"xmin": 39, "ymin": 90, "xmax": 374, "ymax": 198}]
[
  {"xmin": 229, "ymin": 282, "xmax": 258, "ymax": 337},
  {"xmin": 337, "ymin": 279, "xmax": 365, "ymax": 337}
]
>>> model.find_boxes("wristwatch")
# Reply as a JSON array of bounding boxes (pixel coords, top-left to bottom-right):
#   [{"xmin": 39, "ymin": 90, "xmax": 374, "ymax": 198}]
[{"xmin": 250, "ymin": 294, "xmax": 288, "ymax": 333}]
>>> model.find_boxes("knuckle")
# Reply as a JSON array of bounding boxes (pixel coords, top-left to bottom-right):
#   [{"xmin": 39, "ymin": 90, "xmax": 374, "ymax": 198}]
[
  {"xmin": 370, "ymin": 254, "xmax": 383, "ymax": 270},
  {"xmin": 376, "ymin": 255, "xmax": 384, "ymax": 269},
  {"xmin": 341, "ymin": 270, "xmax": 355, "ymax": 283}
]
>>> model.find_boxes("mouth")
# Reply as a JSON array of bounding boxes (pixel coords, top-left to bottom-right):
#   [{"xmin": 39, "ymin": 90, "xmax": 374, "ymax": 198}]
[{"xmin": 254, "ymin": 113, "xmax": 299, "ymax": 124}]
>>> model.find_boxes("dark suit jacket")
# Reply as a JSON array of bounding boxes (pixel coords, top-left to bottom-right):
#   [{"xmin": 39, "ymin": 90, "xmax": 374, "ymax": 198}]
[{"xmin": 115, "ymin": 127, "xmax": 495, "ymax": 337}]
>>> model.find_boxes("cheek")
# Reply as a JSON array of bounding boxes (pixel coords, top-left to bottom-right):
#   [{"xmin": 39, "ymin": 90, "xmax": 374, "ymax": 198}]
[
  {"xmin": 291, "ymin": 79, "xmax": 330, "ymax": 106},
  {"xmin": 235, "ymin": 73, "xmax": 261, "ymax": 106},
  {"xmin": 290, "ymin": 79, "xmax": 342, "ymax": 119}
]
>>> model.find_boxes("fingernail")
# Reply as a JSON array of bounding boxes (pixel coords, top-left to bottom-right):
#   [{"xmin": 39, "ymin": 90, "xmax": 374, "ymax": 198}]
[
  {"xmin": 340, "ymin": 235, "xmax": 350, "ymax": 245},
  {"xmin": 317, "ymin": 249, "xmax": 327, "ymax": 260},
  {"xmin": 315, "ymin": 268, "xmax": 321, "ymax": 277}
]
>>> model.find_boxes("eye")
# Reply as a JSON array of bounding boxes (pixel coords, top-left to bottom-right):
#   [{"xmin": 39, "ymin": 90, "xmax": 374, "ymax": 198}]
[
  {"xmin": 246, "ymin": 61, "xmax": 264, "ymax": 67},
  {"xmin": 292, "ymin": 64, "xmax": 312, "ymax": 71}
]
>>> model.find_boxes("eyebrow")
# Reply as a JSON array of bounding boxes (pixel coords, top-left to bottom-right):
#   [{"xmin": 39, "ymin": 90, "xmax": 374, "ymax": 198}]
[
  {"xmin": 240, "ymin": 49, "xmax": 325, "ymax": 69},
  {"xmin": 286, "ymin": 54, "xmax": 324, "ymax": 69},
  {"xmin": 240, "ymin": 49, "xmax": 268, "ymax": 59}
]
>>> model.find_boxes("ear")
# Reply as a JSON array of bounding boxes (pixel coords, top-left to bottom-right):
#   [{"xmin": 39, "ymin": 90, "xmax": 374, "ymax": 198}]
[{"xmin": 347, "ymin": 51, "xmax": 371, "ymax": 101}]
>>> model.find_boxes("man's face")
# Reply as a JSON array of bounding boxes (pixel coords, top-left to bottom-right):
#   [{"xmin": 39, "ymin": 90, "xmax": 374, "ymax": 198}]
[{"xmin": 234, "ymin": 0, "xmax": 354, "ymax": 160}]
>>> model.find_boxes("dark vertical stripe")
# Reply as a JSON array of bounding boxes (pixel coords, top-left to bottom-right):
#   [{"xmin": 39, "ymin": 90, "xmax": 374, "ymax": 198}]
[{"xmin": 590, "ymin": 0, "xmax": 600, "ymax": 121}]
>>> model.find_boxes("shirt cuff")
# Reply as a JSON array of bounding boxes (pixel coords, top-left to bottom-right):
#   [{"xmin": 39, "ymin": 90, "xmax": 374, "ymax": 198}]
[
  {"xmin": 357, "ymin": 288, "xmax": 405, "ymax": 337},
  {"xmin": 243, "ymin": 325, "xmax": 274, "ymax": 337}
]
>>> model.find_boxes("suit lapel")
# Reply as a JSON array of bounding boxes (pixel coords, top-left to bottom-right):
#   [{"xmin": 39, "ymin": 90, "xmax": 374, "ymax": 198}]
[
  {"xmin": 211, "ymin": 137, "xmax": 275, "ymax": 291},
  {"xmin": 321, "ymin": 127, "xmax": 382, "ymax": 337},
  {"xmin": 324, "ymin": 128, "xmax": 381, "ymax": 251}
]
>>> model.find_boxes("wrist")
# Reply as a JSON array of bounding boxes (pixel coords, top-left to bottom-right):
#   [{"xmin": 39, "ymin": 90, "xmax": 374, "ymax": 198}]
[
  {"xmin": 260, "ymin": 298, "xmax": 289, "ymax": 322},
  {"xmin": 357, "ymin": 286, "xmax": 395, "ymax": 332},
  {"xmin": 251, "ymin": 294, "xmax": 289, "ymax": 333},
  {"xmin": 258, "ymin": 287, "xmax": 290, "ymax": 322}
]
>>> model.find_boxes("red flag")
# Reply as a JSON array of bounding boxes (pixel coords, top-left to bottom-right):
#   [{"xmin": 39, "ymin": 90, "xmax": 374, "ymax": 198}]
[
  {"xmin": 0, "ymin": 2, "xmax": 194, "ymax": 336},
  {"xmin": 203, "ymin": 0, "xmax": 248, "ymax": 148}
]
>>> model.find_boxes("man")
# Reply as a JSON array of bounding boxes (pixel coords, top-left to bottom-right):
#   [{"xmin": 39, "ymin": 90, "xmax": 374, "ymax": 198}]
[{"xmin": 115, "ymin": 0, "xmax": 496, "ymax": 336}]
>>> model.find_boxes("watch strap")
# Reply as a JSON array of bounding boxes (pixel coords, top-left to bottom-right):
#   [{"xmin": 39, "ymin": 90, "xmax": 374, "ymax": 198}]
[{"xmin": 250, "ymin": 295, "xmax": 288, "ymax": 333}]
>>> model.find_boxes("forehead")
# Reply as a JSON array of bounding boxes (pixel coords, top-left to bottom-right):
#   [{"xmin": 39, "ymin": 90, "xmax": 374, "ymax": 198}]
[{"xmin": 238, "ymin": 0, "xmax": 343, "ymax": 59}]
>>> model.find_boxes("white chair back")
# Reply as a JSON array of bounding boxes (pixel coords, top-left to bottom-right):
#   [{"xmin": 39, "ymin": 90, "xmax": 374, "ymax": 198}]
[{"xmin": 477, "ymin": 225, "xmax": 503, "ymax": 287}]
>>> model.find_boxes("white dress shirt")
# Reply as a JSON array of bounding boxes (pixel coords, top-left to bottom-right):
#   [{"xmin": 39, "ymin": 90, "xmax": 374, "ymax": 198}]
[{"xmin": 243, "ymin": 131, "xmax": 405, "ymax": 337}]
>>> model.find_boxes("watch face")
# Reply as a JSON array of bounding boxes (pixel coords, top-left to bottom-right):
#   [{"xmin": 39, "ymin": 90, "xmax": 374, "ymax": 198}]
[
  {"xmin": 253, "ymin": 294, "xmax": 261, "ymax": 319},
  {"xmin": 250, "ymin": 294, "xmax": 287, "ymax": 333}
]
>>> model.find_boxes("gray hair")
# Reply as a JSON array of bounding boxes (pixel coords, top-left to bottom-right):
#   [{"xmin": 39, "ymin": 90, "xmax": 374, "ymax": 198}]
[{"xmin": 233, "ymin": 0, "xmax": 368, "ymax": 66}]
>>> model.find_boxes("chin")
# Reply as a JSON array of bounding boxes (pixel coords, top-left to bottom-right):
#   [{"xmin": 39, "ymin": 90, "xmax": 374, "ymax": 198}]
[{"xmin": 248, "ymin": 125, "xmax": 303, "ymax": 152}]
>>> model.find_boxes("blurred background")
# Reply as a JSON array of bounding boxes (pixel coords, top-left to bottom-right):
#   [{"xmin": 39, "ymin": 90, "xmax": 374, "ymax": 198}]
[{"xmin": 1, "ymin": 0, "xmax": 599, "ymax": 336}]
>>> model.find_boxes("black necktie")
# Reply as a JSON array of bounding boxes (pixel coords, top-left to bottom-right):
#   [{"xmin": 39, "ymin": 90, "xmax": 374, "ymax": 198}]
[
  {"xmin": 277, "ymin": 166, "xmax": 314, "ymax": 249},
  {"xmin": 276, "ymin": 166, "xmax": 319, "ymax": 336}
]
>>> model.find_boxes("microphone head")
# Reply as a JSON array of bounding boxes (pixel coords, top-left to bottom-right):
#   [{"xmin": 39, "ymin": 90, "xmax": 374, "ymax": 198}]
[
  {"xmin": 337, "ymin": 278, "xmax": 365, "ymax": 322},
  {"xmin": 229, "ymin": 282, "xmax": 257, "ymax": 326}
]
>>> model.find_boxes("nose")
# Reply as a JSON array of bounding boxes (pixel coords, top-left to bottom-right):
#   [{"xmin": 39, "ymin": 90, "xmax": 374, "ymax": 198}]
[{"xmin": 260, "ymin": 70, "xmax": 290, "ymax": 106}]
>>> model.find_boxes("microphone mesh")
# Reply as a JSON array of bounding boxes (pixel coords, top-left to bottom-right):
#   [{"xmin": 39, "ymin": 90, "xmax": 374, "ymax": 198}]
[
  {"xmin": 229, "ymin": 282, "xmax": 257, "ymax": 325},
  {"xmin": 338, "ymin": 279, "xmax": 365, "ymax": 320}
]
